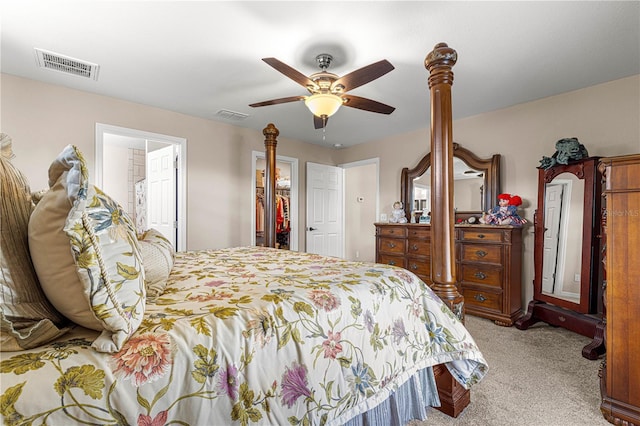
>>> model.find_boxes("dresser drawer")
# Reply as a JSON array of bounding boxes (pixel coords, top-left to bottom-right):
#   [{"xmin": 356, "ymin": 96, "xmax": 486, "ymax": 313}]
[
  {"xmin": 407, "ymin": 239, "xmax": 430, "ymax": 256},
  {"xmin": 463, "ymin": 288, "xmax": 502, "ymax": 312},
  {"xmin": 460, "ymin": 264, "xmax": 502, "ymax": 287},
  {"xmin": 460, "ymin": 243, "xmax": 502, "ymax": 264},
  {"xmin": 378, "ymin": 253, "xmax": 405, "ymax": 268},
  {"xmin": 407, "ymin": 227, "xmax": 430, "ymax": 239},
  {"xmin": 378, "ymin": 237, "xmax": 405, "ymax": 254},
  {"xmin": 407, "ymin": 257, "xmax": 430, "ymax": 277},
  {"xmin": 377, "ymin": 226, "xmax": 407, "ymax": 238},
  {"xmin": 458, "ymin": 228, "xmax": 504, "ymax": 243}
]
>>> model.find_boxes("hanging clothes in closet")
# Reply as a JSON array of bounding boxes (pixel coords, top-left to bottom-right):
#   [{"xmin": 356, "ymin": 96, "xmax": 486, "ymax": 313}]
[
  {"xmin": 256, "ymin": 188, "xmax": 290, "ymax": 249},
  {"xmin": 275, "ymin": 190, "xmax": 290, "ymax": 250}
]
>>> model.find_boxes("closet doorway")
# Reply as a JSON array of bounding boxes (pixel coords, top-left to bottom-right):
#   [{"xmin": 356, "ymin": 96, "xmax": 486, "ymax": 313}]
[
  {"xmin": 251, "ymin": 151, "xmax": 298, "ymax": 251},
  {"xmin": 95, "ymin": 124, "xmax": 187, "ymax": 251}
]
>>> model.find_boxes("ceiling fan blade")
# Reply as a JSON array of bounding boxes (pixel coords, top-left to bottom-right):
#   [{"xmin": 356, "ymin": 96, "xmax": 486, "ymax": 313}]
[
  {"xmin": 342, "ymin": 95, "xmax": 395, "ymax": 114},
  {"xmin": 332, "ymin": 60, "xmax": 394, "ymax": 92},
  {"xmin": 262, "ymin": 57, "xmax": 317, "ymax": 90},
  {"xmin": 313, "ymin": 115, "xmax": 328, "ymax": 129},
  {"xmin": 249, "ymin": 95, "xmax": 306, "ymax": 107}
]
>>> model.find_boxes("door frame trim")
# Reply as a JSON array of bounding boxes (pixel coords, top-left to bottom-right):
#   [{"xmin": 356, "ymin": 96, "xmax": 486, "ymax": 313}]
[{"xmin": 95, "ymin": 123, "xmax": 187, "ymax": 251}]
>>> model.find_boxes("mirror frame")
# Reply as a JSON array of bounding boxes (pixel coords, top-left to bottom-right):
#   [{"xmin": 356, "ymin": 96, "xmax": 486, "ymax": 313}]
[
  {"xmin": 532, "ymin": 158, "xmax": 602, "ymax": 313},
  {"xmin": 400, "ymin": 143, "xmax": 501, "ymax": 220}
]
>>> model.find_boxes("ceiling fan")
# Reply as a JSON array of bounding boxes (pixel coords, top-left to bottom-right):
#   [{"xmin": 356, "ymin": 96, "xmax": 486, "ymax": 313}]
[{"xmin": 249, "ymin": 54, "xmax": 395, "ymax": 129}]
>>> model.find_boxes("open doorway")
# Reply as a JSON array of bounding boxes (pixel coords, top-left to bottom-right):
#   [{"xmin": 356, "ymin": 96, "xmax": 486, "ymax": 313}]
[
  {"xmin": 251, "ymin": 151, "xmax": 298, "ymax": 251},
  {"xmin": 95, "ymin": 124, "xmax": 187, "ymax": 251}
]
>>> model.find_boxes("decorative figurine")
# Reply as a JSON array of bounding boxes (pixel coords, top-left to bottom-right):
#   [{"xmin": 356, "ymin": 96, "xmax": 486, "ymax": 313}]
[
  {"xmin": 480, "ymin": 193, "xmax": 526, "ymax": 226},
  {"xmin": 389, "ymin": 201, "xmax": 407, "ymax": 223},
  {"xmin": 419, "ymin": 211, "xmax": 431, "ymax": 224},
  {"xmin": 538, "ymin": 137, "xmax": 589, "ymax": 170}
]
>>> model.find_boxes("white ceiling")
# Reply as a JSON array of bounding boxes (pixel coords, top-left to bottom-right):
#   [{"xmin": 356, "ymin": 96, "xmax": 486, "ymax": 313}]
[{"xmin": 2, "ymin": 1, "xmax": 639, "ymax": 148}]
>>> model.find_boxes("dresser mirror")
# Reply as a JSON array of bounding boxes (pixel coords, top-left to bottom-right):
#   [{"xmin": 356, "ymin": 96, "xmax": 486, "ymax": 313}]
[{"xmin": 400, "ymin": 143, "xmax": 501, "ymax": 220}]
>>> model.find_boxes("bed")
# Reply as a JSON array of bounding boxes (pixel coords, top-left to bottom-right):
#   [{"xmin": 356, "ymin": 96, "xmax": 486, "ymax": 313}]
[{"xmin": 1, "ymin": 43, "xmax": 486, "ymax": 425}]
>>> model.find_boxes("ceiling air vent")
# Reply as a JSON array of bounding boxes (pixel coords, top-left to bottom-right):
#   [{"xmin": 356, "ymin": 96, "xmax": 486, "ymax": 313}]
[
  {"xmin": 34, "ymin": 48, "xmax": 100, "ymax": 81},
  {"xmin": 215, "ymin": 109, "xmax": 249, "ymax": 121}
]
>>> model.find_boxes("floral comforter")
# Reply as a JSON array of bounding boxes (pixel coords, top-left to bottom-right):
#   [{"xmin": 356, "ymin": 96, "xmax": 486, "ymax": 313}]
[{"xmin": 1, "ymin": 247, "xmax": 487, "ymax": 426}]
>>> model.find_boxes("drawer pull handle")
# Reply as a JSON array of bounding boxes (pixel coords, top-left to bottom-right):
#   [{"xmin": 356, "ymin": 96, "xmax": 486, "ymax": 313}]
[
  {"xmin": 475, "ymin": 250, "xmax": 488, "ymax": 258},
  {"xmin": 477, "ymin": 234, "xmax": 486, "ymax": 239},
  {"xmin": 388, "ymin": 260, "xmax": 396, "ymax": 266},
  {"xmin": 411, "ymin": 244, "xmax": 419, "ymax": 251},
  {"xmin": 411, "ymin": 263, "xmax": 418, "ymax": 270},
  {"xmin": 387, "ymin": 242, "xmax": 396, "ymax": 248},
  {"xmin": 389, "ymin": 230, "xmax": 395, "ymax": 234},
  {"xmin": 474, "ymin": 294, "xmax": 487, "ymax": 302},
  {"xmin": 474, "ymin": 272, "xmax": 487, "ymax": 280}
]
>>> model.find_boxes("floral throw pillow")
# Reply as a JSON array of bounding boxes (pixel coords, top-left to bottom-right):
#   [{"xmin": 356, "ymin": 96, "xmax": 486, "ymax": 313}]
[
  {"xmin": 138, "ymin": 228, "xmax": 175, "ymax": 298},
  {"xmin": 29, "ymin": 145, "xmax": 145, "ymax": 353}
]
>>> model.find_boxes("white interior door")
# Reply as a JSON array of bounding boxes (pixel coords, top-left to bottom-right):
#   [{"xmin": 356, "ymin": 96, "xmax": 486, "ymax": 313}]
[
  {"xmin": 306, "ymin": 162, "xmax": 343, "ymax": 257},
  {"xmin": 95, "ymin": 123, "xmax": 187, "ymax": 251},
  {"xmin": 541, "ymin": 183, "xmax": 564, "ymax": 294},
  {"xmin": 147, "ymin": 144, "xmax": 177, "ymax": 248}
]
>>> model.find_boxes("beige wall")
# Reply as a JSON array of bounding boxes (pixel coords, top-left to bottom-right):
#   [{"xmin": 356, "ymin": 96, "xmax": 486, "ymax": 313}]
[
  {"xmin": 337, "ymin": 74, "xmax": 640, "ymax": 305},
  {"xmin": 1, "ymin": 74, "xmax": 337, "ymax": 251},
  {"xmin": 2, "ymin": 72, "xmax": 639, "ymax": 307},
  {"xmin": 344, "ymin": 162, "xmax": 377, "ymax": 262},
  {"xmin": 102, "ymin": 143, "xmax": 130, "ymax": 214}
]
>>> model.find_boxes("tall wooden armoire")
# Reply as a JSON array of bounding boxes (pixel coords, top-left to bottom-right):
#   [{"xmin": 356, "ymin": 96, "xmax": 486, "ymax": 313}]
[{"xmin": 599, "ymin": 154, "xmax": 640, "ymax": 426}]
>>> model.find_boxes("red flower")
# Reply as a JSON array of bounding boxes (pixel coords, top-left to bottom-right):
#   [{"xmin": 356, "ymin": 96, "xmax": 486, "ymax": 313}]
[
  {"xmin": 138, "ymin": 411, "xmax": 168, "ymax": 426},
  {"xmin": 322, "ymin": 331, "xmax": 343, "ymax": 359},
  {"xmin": 113, "ymin": 333, "xmax": 173, "ymax": 386},
  {"xmin": 309, "ymin": 289, "xmax": 341, "ymax": 312}
]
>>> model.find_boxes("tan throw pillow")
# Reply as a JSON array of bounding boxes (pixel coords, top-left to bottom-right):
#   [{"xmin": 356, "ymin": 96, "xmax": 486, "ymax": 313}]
[
  {"xmin": 1, "ymin": 134, "xmax": 69, "ymax": 351},
  {"xmin": 138, "ymin": 228, "xmax": 175, "ymax": 298},
  {"xmin": 29, "ymin": 145, "xmax": 145, "ymax": 353}
]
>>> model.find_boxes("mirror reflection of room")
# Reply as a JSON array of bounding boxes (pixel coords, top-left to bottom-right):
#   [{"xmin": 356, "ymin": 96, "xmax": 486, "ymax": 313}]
[
  {"xmin": 541, "ymin": 172, "xmax": 585, "ymax": 302},
  {"xmin": 255, "ymin": 158, "xmax": 291, "ymax": 249},
  {"xmin": 411, "ymin": 157, "xmax": 484, "ymax": 217}
]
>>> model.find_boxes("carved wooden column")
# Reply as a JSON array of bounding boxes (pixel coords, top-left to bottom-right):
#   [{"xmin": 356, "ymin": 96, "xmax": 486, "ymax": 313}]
[
  {"xmin": 263, "ymin": 123, "xmax": 279, "ymax": 248},
  {"xmin": 425, "ymin": 42, "xmax": 464, "ymax": 319}
]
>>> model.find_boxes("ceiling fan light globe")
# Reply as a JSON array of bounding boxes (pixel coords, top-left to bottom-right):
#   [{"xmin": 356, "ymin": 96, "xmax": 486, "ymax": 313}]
[{"xmin": 305, "ymin": 93, "xmax": 342, "ymax": 118}]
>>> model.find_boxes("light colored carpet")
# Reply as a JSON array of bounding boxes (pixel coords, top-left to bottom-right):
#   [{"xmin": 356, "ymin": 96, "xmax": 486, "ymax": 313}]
[{"xmin": 410, "ymin": 315, "xmax": 609, "ymax": 426}]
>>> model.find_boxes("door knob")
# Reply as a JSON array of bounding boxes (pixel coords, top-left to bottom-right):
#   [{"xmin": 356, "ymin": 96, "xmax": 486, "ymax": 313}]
[{"xmin": 308, "ymin": 227, "xmax": 317, "ymax": 231}]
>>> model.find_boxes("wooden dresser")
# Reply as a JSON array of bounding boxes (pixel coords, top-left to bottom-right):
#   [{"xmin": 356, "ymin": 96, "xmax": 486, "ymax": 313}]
[
  {"xmin": 375, "ymin": 223, "xmax": 523, "ymax": 326},
  {"xmin": 599, "ymin": 154, "xmax": 640, "ymax": 426}
]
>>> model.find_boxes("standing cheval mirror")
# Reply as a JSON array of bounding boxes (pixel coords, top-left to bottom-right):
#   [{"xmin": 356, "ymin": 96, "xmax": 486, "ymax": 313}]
[{"xmin": 515, "ymin": 157, "xmax": 605, "ymax": 359}]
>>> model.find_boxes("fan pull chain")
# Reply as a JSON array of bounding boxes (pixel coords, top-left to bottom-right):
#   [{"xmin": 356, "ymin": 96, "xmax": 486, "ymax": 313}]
[{"xmin": 322, "ymin": 115, "xmax": 327, "ymax": 142}]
